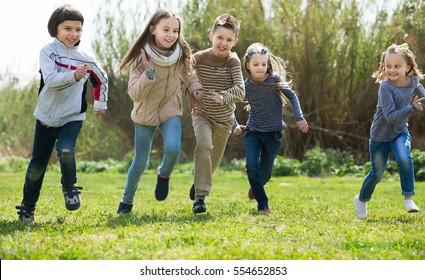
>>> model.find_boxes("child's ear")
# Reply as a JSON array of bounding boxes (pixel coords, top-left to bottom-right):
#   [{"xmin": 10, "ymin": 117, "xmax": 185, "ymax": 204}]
[
  {"xmin": 233, "ymin": 37, "xmax": 239, "ymax": 46},
  {"xmin": 209, "ymin": 32, "xmax": 213, "ymax": 42},
  {"xmin": 150, "ymin": 25, "xmax": 156, "ymax": 35}
]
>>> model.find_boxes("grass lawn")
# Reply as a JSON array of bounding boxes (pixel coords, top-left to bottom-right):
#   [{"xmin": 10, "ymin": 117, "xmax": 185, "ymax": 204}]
[{"xmin": 0, "ymin": 170, "xmax": 424, "ymax": 260}]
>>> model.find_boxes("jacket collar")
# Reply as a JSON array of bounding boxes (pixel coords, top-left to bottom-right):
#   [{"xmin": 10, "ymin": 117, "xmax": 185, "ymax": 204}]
[{"xmin": 53, "ymin": 37, "xmax": 81, "ymax": 51}]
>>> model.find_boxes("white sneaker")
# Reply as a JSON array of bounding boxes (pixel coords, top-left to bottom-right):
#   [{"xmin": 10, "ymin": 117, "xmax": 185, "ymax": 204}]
[
  {"xmin": 355, "ymin": 195, "xmax": 367, "ymax": 220},
  {"xmin": 404, "ymin": 199, "xmax": 419, "ymax": 213}
]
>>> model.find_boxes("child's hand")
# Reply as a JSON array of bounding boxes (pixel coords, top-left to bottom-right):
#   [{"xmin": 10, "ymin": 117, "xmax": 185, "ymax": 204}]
[
  {"xmin": 140, "ymin": 49, "xmax": 154, "ymax": 71},
  {"xmin": 95, "ymin": 110, "xmax": 106, "ymax": 118},
  {"xmin": 192, "ymin": 90, "xmax": 203, "ymax": 100},
  {"xmin": 234, "ymin": 124, "xmax": 246, "ymax": 136},
  {"xmin": 412, "ymin": 96, "xmax": 425, "ymax": 111},
  {"xmin": 206, "ymin": 90, "xmax": 223, "ymax": 105},
  {"xmin": 187, "ymin": 93, "xmax": 202, "ymax": 113},
  {"xmin": 296, "ymin": 119, "xmax": 309, "ymax": 133},
  {"xmin": 74, "ymin": 64, "xmax": 88, "ymax": 81}
]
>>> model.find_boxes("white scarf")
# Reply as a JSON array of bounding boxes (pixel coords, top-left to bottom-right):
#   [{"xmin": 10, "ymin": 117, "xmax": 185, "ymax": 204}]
[{"xmin": 144, "ymin": 43, "xmax": 182, "ymax": 67}]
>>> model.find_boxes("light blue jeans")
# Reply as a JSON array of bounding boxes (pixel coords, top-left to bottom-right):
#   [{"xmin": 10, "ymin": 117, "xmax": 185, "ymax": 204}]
[
  {"xmin": 359, "ymin": 132, "xmax": 415, "ymax": 202},
  {"xmin": 121, "ymin": 116, "xmax": 181, "ymax": 203}
]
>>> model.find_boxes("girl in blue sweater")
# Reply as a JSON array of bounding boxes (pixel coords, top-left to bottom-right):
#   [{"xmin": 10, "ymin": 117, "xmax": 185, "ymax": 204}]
[
  {"xmin": 355, "ymin": 43, "xmax": 425, "ymax": 220},
  {"xmin": 234, "ymin": 43, "xmax": 308, "ymax": 214}
]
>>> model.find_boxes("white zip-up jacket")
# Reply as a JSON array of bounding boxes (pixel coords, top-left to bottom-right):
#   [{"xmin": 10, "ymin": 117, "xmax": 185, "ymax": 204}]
[{"xmin": 34, "ymin": 38, "xmax": 108, "ymax": 127}]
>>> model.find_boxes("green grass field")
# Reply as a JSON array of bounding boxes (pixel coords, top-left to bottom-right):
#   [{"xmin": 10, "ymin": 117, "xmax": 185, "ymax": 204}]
[{"xmin": 0, "ymin": 170, "xmax": 424, "ymax": 260}]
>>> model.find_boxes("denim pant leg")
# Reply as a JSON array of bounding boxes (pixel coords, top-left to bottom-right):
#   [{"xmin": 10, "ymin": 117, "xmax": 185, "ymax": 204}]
[
  {"xmin": 391, "ymin": 132, "xmax": 415, "ymax": 196},
  {"xmin": 158, "ymin": 116, "xmax": 181, "ymax": 177},
  {"xmin": 22, "ymin": 120, "xmax": 56, "ymax": 206},
  {"xmin": 122, "ymin": 124, "xmax": 156, "ymax": 203},
  {"xmin": 359, "ymin": 140, "xmax": 391, "ymax": 202},
  {"xmin": 245, "ymin": 131, "xmax": 270, "ymax": 210},
  {"xmin": 56, "ymin": 121, "xmax": 82, "ymax": 188},
  {"xmin": 259, "ymin": 131, "xmax": 282, "ymax": 185}
]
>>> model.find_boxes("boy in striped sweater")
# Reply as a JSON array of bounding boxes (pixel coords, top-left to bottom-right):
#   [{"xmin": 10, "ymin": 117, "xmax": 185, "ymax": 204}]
[{"xmin": 188, "ymin": 14, "xmax": 245, "ymax": 214}]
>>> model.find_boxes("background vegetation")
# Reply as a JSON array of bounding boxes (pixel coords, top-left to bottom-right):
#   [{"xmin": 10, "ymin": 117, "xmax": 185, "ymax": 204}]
[{"xmin": 1, "ymin": 0, "xmax": 424, "ymax": 166}]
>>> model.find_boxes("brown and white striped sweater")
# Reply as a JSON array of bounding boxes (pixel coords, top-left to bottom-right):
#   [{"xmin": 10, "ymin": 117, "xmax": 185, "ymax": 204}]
[{"xmin": 192, "ymin": 48, "xmax": 245, "ymax": 123}]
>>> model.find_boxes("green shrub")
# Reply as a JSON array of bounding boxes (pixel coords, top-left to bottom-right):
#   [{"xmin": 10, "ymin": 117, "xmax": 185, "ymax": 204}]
[
  {"xmin": 412, "ymin": 149, "xmax": 425, "ymax": 181},
  {"xmin": 327, "ymin": 149, "xmax": 364, "ymax": 176},
  {"xmin": 0, "ymin": 156, "xmax": 28, "ymax": 172},
  {"xmin": 273, "ymin": 156, "xmax": 301, "ymax": 176},
  {"xmin": 226, "ymin": 158, "xmax": 246, "ymax": 172},
  {"xmin": 173, "ymin": 161, "xmax": 195, "ymax": 174},
  {"xmin": 300, "ymin": 146, "xmax": 327, "ymax": 176},
  {"xmin": 301, "ymin": 146, "xmax": 363, "ymax": 177},
  {"xmin": 76, "ymin": 159, "xmax": 124, "ymax": 173}
]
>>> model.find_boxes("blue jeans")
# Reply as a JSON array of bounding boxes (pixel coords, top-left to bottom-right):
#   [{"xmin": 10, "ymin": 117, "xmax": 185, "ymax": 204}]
[
  {"xmin": 22, "ymin": 120, "xmax": 82, "ymax": 206},
  {"xmin": 245, "ymin": 130, "xmax": 282, "ymax": 210},
  {"xmin": 122, "ymin": 116, "xmax": 181, "ymax": 203},
  {"xmin": 359, "ymin": 132, "xmax": 415, "ymax": 202}
]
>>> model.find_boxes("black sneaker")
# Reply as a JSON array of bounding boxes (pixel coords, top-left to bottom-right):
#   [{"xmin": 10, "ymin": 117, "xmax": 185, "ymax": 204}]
[
  {"xmin": 189, "ymin": 184, "xmax": 195, "ymax": 201},
  {"xmin": 16, "ymin": 204, "xmax": 35, "ymax": 222},
  {"xmin": 62, "ymin": 185, "xmax": 83, "ymax": 211},
  {"xmin": 192, "ymin": 198, "xmax": 207, "ymax": 214},
  {"xmin": 117, "ymin": 202, "xmax": 133, "ymax": 214},
  {"xmin": 155, "ymin": 174, "xmax": 170, "ymax": 201}
]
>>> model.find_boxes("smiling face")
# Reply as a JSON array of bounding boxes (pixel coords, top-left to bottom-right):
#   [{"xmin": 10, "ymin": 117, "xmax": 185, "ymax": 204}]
[
  {"xmin": 246, "ymin": 53, "xmax": 269, "ymax": 83},
  {"xmin": 209, "ymin": 26, "xmax": 238, "ymax": 58},
  {"xmin": 151, "ymin": 16, "xmax": 180, "ymax": 51},
  {"xmin": 384, "ymin": 52, "xmax": 411, "ymax": 86},
  {"xmin": 56, "ymin": 20, "xmax": 82, "ymax": 48}
]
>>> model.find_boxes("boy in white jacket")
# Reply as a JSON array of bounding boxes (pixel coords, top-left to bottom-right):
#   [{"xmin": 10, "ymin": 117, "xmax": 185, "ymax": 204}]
[{"xmin": 16, "ymin": 4, "xmax": 108, "ymax": 222}]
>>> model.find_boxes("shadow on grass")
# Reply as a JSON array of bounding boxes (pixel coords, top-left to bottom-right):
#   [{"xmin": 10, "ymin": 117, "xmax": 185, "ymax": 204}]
[
  {"xmin": 0, "ymin": 220, "xmax": 51, "ymax": 235},
  {"xmin": 366, "ymin": 215, "xmax": 420, "ymax": 224},
  {"xmin": 105, "ymin": 211, "xmax": 213, "ymax": 228}
]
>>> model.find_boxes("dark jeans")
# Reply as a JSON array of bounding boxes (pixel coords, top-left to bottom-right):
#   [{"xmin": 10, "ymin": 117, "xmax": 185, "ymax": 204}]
[
  {"xmin": 21, "ymin": 120, "xmax": 82, "ymax": 206},
  {"xmin": 244, "ymin": 130, "xmax": 282, "ymax": 210}
]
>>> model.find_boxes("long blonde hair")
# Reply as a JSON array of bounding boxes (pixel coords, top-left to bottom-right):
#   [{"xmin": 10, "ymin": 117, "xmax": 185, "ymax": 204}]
[
  {"xmin": 243, "ymin": 42, "xmax": 291, "ymax": 108},
  {"xmin": 118, "ymin": 8, "xmax": 192, "ymax": 74},
  {"xmin": 372, "ymin": 43, "xmax": 423, "ymax": 83}
]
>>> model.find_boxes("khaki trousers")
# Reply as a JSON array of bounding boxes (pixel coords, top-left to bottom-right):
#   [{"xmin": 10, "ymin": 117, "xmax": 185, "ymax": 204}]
[{"xmin": 192, "ymin": 113, "xmax": 232, "ymax": 196}]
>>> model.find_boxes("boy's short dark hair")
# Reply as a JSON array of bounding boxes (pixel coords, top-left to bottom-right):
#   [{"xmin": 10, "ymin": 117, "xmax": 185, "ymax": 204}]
[
  {"xmin": 211, "ymin": 14, "xmax": 240, "ymax": 37},
  {"xmin": 47, "ymin": 4, "xmax": 84, "ymax": 37}
]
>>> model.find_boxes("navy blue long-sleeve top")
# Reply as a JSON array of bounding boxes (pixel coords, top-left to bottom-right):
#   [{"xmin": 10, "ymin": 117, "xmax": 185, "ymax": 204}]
[{"xmin": 237, "ymin": 73, "xmax": 305, "ymax": 132}]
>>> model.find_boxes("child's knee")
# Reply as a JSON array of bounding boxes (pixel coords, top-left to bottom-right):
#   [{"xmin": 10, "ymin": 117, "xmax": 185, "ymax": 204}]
[
  {"xmin": 58, "ymin": 148, "xmax": 75, "ymax": 164},
  {"xmin": 195, "ymin": 140, "xmax": 213, "ymax": 152},
  {"xmin": 27, "ymin": 165, "xmax": 44, "ymax": 181}
]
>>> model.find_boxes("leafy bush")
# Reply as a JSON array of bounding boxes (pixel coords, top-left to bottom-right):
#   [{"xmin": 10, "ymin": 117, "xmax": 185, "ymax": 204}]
[
  {"xmin": 224, "ymin": 158, "xmax": 246, "ymax": 172},
  {"xmin": 77, "ymin": 159, "xmax": 124, "ymax": 173},
  {"xmin": 301, "ymin": 146, "xmax": 363, "ymax": 177},
  {"xmin": 300, "ymin": 146, "xmax": 327, "ymax": 176},
  {"xmin": 0, "ymin": 156, "xmax": 28, "ymax": 172},
  {"xmin": 272, "ymin": 156, "xmax": 301, "ymax": 176},
  {"xmin": 412, "ymin": 149, "xmax": 425, "ymax": 181}
]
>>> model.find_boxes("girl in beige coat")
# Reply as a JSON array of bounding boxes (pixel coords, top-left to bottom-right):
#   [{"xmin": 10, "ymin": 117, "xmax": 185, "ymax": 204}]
[{"xmin": 116, "ymin": 8, "xmax": 202, "ymax": 214}]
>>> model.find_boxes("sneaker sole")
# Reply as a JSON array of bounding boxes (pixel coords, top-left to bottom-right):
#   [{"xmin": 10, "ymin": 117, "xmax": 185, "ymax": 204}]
[
  {"xmin": 193, "ymin": 207, "xmax": 206, "ymax": 214},
  {"xmin": 192, "ymin": 203, "xmax": 207, "ymax": 214},
  {"xmin": 189, "ymin": 184, "xmax": 195, "ymax": 201}
]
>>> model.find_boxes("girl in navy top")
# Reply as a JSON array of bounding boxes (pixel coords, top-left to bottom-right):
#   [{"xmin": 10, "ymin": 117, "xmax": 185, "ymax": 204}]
[{"xmin": 234, "ymin": 43, "xmax": 308, "ymax": 214}]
